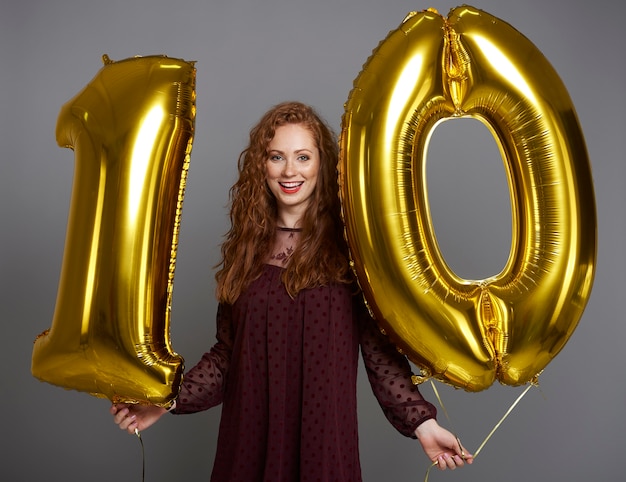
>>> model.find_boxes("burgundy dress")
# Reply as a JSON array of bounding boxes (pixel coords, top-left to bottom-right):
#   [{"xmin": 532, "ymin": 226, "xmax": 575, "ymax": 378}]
[{"xmin": 173, "ymin": 261, "xmax": 437, "ymax": 481}]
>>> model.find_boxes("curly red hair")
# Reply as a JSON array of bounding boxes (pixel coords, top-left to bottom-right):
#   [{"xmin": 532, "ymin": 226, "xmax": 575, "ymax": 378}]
[{"xmin": 215, "ymin": 102, "xmax": 352, "ymax": 303}]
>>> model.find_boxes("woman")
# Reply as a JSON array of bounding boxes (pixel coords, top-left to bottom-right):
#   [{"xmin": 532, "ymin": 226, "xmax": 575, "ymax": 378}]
[{"xmin": 111, "ymin": 101, "xmax": 472, "ymax": 480}]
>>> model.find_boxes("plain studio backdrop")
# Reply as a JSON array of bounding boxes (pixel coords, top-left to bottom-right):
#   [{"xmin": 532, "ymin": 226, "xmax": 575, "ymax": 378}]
[{"xmin": 1, "ymin": 0, "xmax": 623, "ymax": 480}]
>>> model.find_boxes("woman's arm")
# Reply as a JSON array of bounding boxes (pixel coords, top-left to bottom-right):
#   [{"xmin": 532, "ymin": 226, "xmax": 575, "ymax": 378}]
[
  {"xmin": 356, "ymin": 296, "xmax": 437, "ymax": 437},
  {"xmin": 110, "ymin": 303, "xmax": 235, "ymax": 434},
  {"xmin": 172, "ymin": 302, "xmax": 235, "ymax": 413}
]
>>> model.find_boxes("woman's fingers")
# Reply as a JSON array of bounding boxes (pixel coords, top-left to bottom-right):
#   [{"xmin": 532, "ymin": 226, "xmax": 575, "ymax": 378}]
[
  {"xmin": 110, "ymin": 404, "xmax": 138, "ymax": 434},
  {"xmin": 436, "ymin": 453, "xmax": 466, "ymax": 470}
]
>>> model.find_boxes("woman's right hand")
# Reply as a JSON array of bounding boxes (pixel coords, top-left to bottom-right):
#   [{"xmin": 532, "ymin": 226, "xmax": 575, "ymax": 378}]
[{"xmin": 110, "ymin": 403, "xmax": 168, "ymax": 435}]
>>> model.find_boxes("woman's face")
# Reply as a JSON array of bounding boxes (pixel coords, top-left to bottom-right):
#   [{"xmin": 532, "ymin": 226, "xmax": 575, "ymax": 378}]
[{"xmin": 265, "ymin": 123, "xmax": 320, "ymax": 226}]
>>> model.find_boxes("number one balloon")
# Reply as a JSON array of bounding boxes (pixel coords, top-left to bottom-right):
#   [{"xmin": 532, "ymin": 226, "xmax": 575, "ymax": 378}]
[
  {"xmin": 339, "ymin": 6, "xmax": 597, "ymax": 391},
  {"xmin": 32, "ymin": 55, "xmax": 196, "ymax": 407}
]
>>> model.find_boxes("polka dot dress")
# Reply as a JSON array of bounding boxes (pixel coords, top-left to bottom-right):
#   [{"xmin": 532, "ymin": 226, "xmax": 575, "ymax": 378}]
[{"xmin": 174, "ymin": 265, "xmax": 436, "ymax": 481}]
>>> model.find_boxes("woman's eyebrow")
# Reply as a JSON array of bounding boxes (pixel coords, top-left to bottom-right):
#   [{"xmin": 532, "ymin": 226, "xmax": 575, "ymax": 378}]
[{"xmin": 268, "ymin": 148, "xmax": 314, "ymax": 154}]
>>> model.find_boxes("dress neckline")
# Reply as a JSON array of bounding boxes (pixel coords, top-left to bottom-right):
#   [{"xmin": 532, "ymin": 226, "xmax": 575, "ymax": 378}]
[{"xmin": 276, "ymin": 226, "xmax": 302, "ymax": 233}]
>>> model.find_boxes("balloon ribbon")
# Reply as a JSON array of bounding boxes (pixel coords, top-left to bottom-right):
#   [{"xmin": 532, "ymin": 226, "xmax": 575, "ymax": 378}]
[
  {"xmin": 135, "ymin": 428, "xmax": 145, "ymax": 481},
  {"xmin": 423, "ymin": 380, "xmax": 534, "ymax": 481}
]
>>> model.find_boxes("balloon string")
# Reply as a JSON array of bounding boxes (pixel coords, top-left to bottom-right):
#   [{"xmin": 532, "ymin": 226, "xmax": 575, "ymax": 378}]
[
  {"xmin": 472, "ymin": 383, "xmax": 533, "ymax": 459},
  {"xmin": 134, "ymin": 428, "xmax": 145, "ymax": 482},
  {"xmin": 423, "ymin": 380, "xmax": 534, "ymax": 481}
]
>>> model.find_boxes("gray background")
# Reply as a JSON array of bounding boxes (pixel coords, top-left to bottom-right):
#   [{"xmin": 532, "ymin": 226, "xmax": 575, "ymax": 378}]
[{"xmin": 1, "ymin": 0, "xmax": 623, "ymax": 480}]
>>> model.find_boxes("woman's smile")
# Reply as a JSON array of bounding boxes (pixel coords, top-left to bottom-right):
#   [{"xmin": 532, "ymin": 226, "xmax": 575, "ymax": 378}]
[{"xmin": 279, "ymin": 181, "xmax": 305, "ymax": 193}]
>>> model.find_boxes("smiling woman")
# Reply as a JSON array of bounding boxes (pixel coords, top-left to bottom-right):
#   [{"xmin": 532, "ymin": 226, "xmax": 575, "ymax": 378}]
[{"xmin": 111, "ymin": 101, "xmax": 474, "ymax": 479}]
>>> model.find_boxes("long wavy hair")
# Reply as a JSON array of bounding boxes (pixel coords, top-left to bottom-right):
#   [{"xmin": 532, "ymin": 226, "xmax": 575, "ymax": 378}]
[{"xmin": 215, "ymin": 101, "xmax": 352, "ymax": 303}]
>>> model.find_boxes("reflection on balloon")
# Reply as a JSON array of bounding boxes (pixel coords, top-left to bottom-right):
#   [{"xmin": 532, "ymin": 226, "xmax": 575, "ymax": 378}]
[
  {"xmin": 339, "ymin": 6, "xmax": 596, "ymax": 391},
  {"xmin": 32, "ymin": 54, "xmax": 196, "ymax": 407}
]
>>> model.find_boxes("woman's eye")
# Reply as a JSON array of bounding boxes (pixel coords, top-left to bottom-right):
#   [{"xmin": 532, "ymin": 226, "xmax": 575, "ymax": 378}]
[
  {"xmin": 269, "ymin": 154, "xmax": 282, "ymax": 161},
  {"xmin": 298, "ymin": 155, "xmax": 310, "ymax": 161}
]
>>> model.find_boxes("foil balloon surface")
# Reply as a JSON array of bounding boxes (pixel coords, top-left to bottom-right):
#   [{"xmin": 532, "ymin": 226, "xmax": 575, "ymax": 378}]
[
  {"xmin": 339, "ymin": 6, "xmax": 596, "ymax": 391},
  {"xmin": 32, "ymin": 54, "xmax": 196, "ymax": 406}
]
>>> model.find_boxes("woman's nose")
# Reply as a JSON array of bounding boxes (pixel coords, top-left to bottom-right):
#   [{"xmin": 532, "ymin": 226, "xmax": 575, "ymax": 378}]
[{"xmin": 282, "ymin": 159, "xmax": 296, "ymax": 176}]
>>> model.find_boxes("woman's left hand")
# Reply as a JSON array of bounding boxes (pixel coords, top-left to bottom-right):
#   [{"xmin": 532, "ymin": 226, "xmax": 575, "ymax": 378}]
[{"xmin": 414, "ymin": 419, "xmax": 474, "ymax": 470}]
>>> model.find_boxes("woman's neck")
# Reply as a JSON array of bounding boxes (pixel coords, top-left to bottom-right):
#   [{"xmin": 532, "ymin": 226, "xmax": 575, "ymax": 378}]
[{"xmin": 276, "ymin": 213, "xmax": 303, "ymax": 230}]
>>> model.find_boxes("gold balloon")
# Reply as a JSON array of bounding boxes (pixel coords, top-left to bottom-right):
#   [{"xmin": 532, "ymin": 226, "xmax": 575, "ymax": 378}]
[
  {"xmin": 32, "ymin": 54, "xmax": 196, "ymax": 406},
  {"xmin": 339, "ymin": 6, "xmax": 596, "ymax": 391}
]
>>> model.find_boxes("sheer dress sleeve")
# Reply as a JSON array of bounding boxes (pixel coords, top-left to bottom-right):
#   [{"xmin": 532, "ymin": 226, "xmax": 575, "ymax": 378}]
[
  {"xmin": 356, "ymin": 296, "xmax": 437, "ymax": 438},
  {"xmin": 171, "ymin": 303, "xmax": 234, "ymax": 414}
]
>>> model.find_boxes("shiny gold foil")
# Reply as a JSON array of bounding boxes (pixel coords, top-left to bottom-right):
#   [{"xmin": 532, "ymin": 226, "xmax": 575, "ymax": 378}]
[
  {"xmin": 339, "ymin": 6, "xmax": 596, "ymax": 391},
  {"xmin": 32, "ymin": 54, "xmax": 196, "ymax": 406}
]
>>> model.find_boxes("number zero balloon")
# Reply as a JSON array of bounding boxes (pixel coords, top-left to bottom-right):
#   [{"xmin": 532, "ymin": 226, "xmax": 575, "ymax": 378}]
[
  {"xmin": 31, "ymin": 54, "xmax": 196, "ymax": 406},
  {"xmin": 339, "ymin": 6, "xmax": 597, "ymax": 391}
]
